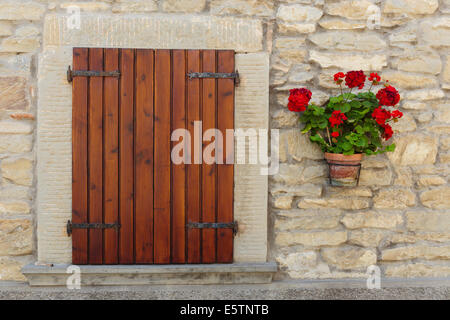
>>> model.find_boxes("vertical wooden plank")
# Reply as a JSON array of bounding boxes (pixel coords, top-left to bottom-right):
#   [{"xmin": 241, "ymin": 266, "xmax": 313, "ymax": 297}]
[
  {"xmin": 216, "ymin": 50, "xmax": 234, "ymax": 263},
  {"xmin": 119, "ymin": 49, "xmax": 135, "ymax": 264},
  {"xmin": 103, "ymin": 48, "xmax": 119, "ymax": 264},
  {"xmin": 171, "ymin": 50, "xmax": 186, "ymax": 263},
  {"xmin": 186, "ymin": 50, "xmax": 201, "ymax": 263},
  {"xmin": 88, "ymin": 48, "xmax": 103, "ymax": 264},
  {"xmin": 201, "ymin": 50, "xmax": 217, "ymax": 263},
  {"xmin": 154, "ymin": 49, "xmax": 171, "ymax": 264},
  {"xmin": 135, "ymin": 49, "xmax": 154, "ymax": 263},
  {"xmin": 72, "ymin": 47, "xmax": 89, "ymax": 265}
]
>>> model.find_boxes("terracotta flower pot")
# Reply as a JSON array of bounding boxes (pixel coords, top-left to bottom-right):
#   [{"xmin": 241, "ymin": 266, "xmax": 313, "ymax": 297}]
[{"xmin": 324, "ymin": 152, "xmax": 363, "ymax": 187}]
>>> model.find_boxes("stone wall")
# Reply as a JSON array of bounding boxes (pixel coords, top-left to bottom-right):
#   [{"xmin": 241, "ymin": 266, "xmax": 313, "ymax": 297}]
[{"xmin": 0, "ymin": 0, "xmax": 449, "ymax": 281}]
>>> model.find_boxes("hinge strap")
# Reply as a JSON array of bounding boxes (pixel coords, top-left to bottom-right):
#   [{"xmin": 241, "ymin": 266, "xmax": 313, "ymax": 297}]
[
  {"xmin": 187, "ymin": 221, "xmax": 238, "ymax": 235},
  {"xmin": 67, "ymin": 220, "xmax": 120, "ymax": 236},
  {"xmin": 67, "ymin": 66, "xmax": 120, "ymax": 83},
  {"xmin": 187, "ymin": 71, "xmax": 240, "ymax": 86}
]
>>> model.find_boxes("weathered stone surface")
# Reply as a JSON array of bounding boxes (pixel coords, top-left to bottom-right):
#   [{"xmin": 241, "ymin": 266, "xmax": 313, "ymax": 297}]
[
  {"xmin": 415, "ymin": 112, "xmax": 433, "ymax": 123},
  {"xmin": 310, "ymin": 51, "xmax": 387, "ymax": 70},
  {"xmin": 279, "ymin": 129, "xmax": 323, "ymax": 162},
  {"xmin": 406, "ymin": 89, "xmax": 445, "ymax": 100},
  {"xmin": 60, "ymin": 2, "xmax": 111, "ymax": 11},
  {"xmin": 388, "ymin": 233, "xmax": 417, "ymax": 245},
  {"xmin": 318, "ymin": 18, "xmax": 365, "ymax": 30},
  {"xmin": 382, "ymin": 71, "xmax": 437, "ymax": 89},
  {"xmin": 440, "ymin": 153, "xmax": 450, "ymax": 163},
  {"xmin": 276, "ymin": 230, "xmax": 347, "ymax": 247},
  {"xmin": 0, "ymin": 121, "xmax": 32, "ymax": 134},
  {"xmin": 325, "ymin": 0, "xmax": 374, "ymax": 20},
  {"xmin": 273, "ymin": 195, "xmax": 293, "ymax": 209},
  {"xmin": 0, "ymin": 219, "xmax": 32, "ymax": 256},
  {"xmin": 393, "ymin": 49, "xmax": 442, "ymax": 75},
  {"xmin": 401, "ymin": 101, "xmax": 426, "ymax": 110},
  {"xmin": 374, "ymin": 188, "xmax": 415, "ymax": 209},
  {"xmin": 416, "ymin": 176, "xmax": 446, "ymax": 188},
  {"xmin": 348, "ymin": 229, "xmax": 386, "ymax": 247},
  {"xmin": 298, "ymin": 198, "xmax": 370, "ymax": 210},
  {"xmin": 275, "ymin": 209, "xmax": 341, "ymax": 231},
  {"xmin": 0, "ymin": 21, "xmax": 13, "ymax": 36},
  {"xmin": 327, "ymin": 186, "xmax": 372, "ymax": 198},
  {"xmin": 0, "ymin": 1, "xmax": 45, "ymax": 20},
  {"xmin": 361, "ymin": 156, "xmax": 388, "ymax": 169},
  {"xmin": 388, "ymin": 135, "xmax": 438, "ymax": 165},
  {"xmin": 0, "ymin": 134, "xmax": 32, "ymax": 153},
  {"xmin": 385, "ymin": 263, "xmax": 450, "ymax": 277},
  {"xmin": 394, "ymin": 167, "xmax": 413, "ymax": 187},
  {"xmin": 271, "ymin": 109, "xmax": 298, "ymax": 128},
  {"xmin": 359, "ymin": 167, "xmax": 393, "ymax": 186},
  {"xmin": 278, "ymin": 22, "xmax": 316, "ymax": 34},
  {"xmin": 273, "ymin": 164, "xmax": 323, "ymax": 185},
  {"xmin": 426, "ymin": 125, "xmax": 450, "ymax": 134},
  {"xmin": 270, "ymin": 184, "xmax": 323, "ymax": 198},
  {"xmin": 277, "ymin": 5, "xmax": 323, "ymax": 22},
  {"xmin": 420, "ymin": 187, "xmax": 450, "ymax": 209},
  {"xmin": 444, "ymin": 56, "xmax": 450, "ymax": 85},
  {"xmin": 441, "ymin": 137, "xmax": 450, "ymax": 151},
  {"xmin": 406, "ymin": 211, "xmax": 450, "ymax": 233},
  {"xmin": 390, "ymin": 113, "xmax": 416, "ymax": 133},
  {"xmin": 163, "ymin": 0, "xmax": 206, "ymax": 13},
  {"xmin": 0, "ymin": 36, "xmax": 40, "ymax": 53},
  {"xmin": 0, "ymin": 201, "xmax": 30, "ymax": 215},
  {"xmin": 322, "ymin": 247, "xmax": 377, "ymax": 270},
  {"xmin": 278, "ymin": 49, "xmax": 308, "ymax": 63},
  {"xmin": 309, "ymin": 32, "xmax": 386, "ymax": 51},
  {"xmin": 277, "ymin": 251, "xmax": 330, "ymax": 279},
  {"xmin": 210, "ymin": 0, "xmax": 273, "ymax": 16},
  {"xmin": 302, "ymin": 165, "xmax": 327, "ymax": 183},
  {"xmin": 341, "ymin": 211, "xmax": 403, "ymax": 230},
  {"xmin": 383, "ymin": 0, "xmax": 438, "ymax": 15},
  {"xmin": 1, "ymin": 158, "xmax": 33, "ymax": 186},
  {"xmin": 112, "ymin": 0, "xmax": 158, "ymax": 13},
  {"xmin": 0, "ymin": 257, "xmax": 26, "ymax": 281},
  {"xmin": 388, "ymin": 24, "xmax": 417, "ymax": 44},
  {"xmin": 0, "ymin": 77, "xmax": 28, "ymax": 110},
  {"xmin": 382, "ymin": 245, "xmax": 450, "ymax": 261},
  {"xmin": 420, "ymin": 18, "xmax": 450, "ymax": 47}
]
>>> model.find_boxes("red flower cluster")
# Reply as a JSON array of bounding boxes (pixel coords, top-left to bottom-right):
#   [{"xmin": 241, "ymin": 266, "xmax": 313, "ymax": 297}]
[
  {"xmin": 381, "ymin": 123, "xmax": 394, "ymax": 141},
  {"xmin": 372, "ymin": 106, "xmax": 392, "ymax": 125},
  {"xmin": 329, "ymin": 110, "xmax": 347, "ymax": 128},
  {"xmin": 331, "ymin": 131, "xmax": 340, "ymax": 138},
  {"xmin": 345, "ymin": 71, "xmax": 366, "ymax": 89},
  {"xmin": 369, "ymin": 72, "xmax": 381, "ymax": 83},
  {"xmin": 376, "ymin": 85, "xmax": 400, "ymax": 106},
  {"xmin": 334, "ymin": 72, "xmax": 345, "ymax": 84},
  {"xmin": 288, "ymin": 88, "xmax": 312, "ymax": 112}
]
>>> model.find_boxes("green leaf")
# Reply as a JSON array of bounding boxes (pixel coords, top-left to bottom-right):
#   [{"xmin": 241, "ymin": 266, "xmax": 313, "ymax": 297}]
[
  {"xmin": 301, "ymin": 123, "xmax": 312, "ymax": 134},
  {"xmin": 340, "ymin": 141, "xmax": 353, "ymax": 151},
  {"xmin": 341, "ymin": 103, "xmax": 351, "ymax": 113},
  {"xmin": 386, "ymin": 143, "xmax": 396, "ymax": 152}
]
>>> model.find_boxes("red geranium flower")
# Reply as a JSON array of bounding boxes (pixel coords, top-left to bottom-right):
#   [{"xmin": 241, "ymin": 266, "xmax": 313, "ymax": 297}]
[
  {"xmin": 334, "ymin": 72, "xmax": 345, "ymax": 84},
  {"xmin": 369, "ymin": 72, "xmax": 381, "ymax": 83},
  {"xmin": 372, "ymin": 106, "xmax": 392, "ymax": 125},
  {"xmin": 381, "ymin": 123, "xmax": 394, "ymax": 141},
  {"xmin": 345, "ymin": 70, "xmax": 366, "ymax": 89},
  {"xmin": 288, "ymin": 88, "xmax": 312, "ymax": 112},
  {"xmin": 329, "ymin": 110, "xmax": 348, "ymax": 128},
  {"xmin": 391, "ymin": 110, "xmax": 403, "ymax": 119},
  {"xmin": 376, "ymin": 85, "xmax": 400, "ymax": 106},
  {"xmin": 331, "ymin": 131, "xmax": 340, "ymax": 138}
]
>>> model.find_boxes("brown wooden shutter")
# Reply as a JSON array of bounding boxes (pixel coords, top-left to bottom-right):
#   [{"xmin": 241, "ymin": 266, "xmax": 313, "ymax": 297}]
[{"xmin": 71, "ymin": 48, "xmax": 235, "ymax": 264}]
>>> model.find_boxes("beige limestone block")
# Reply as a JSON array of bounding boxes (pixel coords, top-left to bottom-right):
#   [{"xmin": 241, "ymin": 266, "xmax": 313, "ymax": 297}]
[
  {"xmin": 309, "ymin": 31, "xmax": 386, "ymax": 51},
  {"xmin": 318, "ymin": 18, "xmax": 366, "ymax": 30},
  {"xmin": 60, "ymin": 2, "xmax": 111, "ymax": 11},
  {"xmin": 420, "ymin": 187, "xmax": 450, "ymax": 209},
  {"xmin": 275, "ymin": 209, "xmax": 341, "ymax": 231},
  {"xmin": 359, "ymin": 167, "xmax": 393, "ymax": 186},
  {"xmin": 0, "ymin": 219, "xmax": 32, "ymax": 256},
  {"xmin": 277, "ymin": 5, "xmax": 323, "ymax": 22},
  {"xmin": 381, "ymin": 71, "xmax": 437, "ymax": 89},
  {"xmin": 277, "ymin": 22, "xmax": 316, "ymax": 34},
  {"xmin": 322, "ymin": 247, "xmax": 377, "ymax": 270},
  {"xmin": 385, "ymin": 263, "xmax": 450, "ymax": 277},
  {"xmin": 210, "ymin": 0, "xmax": 273, "ymax": 16},
  {"xmin": 383, "ymin": 0, "xmax": 438, "ymax": 15},
  {"xmin": 382, "ymin": 245, "xmax": 450, "ymax": 261},
  {"xmin": 388, "ymin": 134, "xmax": 438, "ymax": 165},
  {"xmin": 273, "ymin": 195, "xmax": 293, "ymax": 209},
  {"xmin": 0, "ymin": 201, "xmax": 30, "ymax": 215},
  {"xmin": 276, "ymin": 230, "xmax": 347, "ymax": 247},
  {"xmin": 390, "ymin": 113, "xmax": 416, "ymax": 133},
  {"xmin": 270, "ymin": 184, "xmax": 323, "ymax": 198},
  {"xmin": 0, "ymin": 77, "xmax": 28, "ymax": 110},
  {"xmin": 401, "ymin": 101, "xmax": 426, "ymax": 110},
  {"xmin": 0, "ymin": 257, "xmax": 26, "ymax": 281},
  {"xmin": 444, "ymin": 56, "xmax": 450, "ymax": 85},
  {"xmin": 271, "ymin": 109, "xmax": 299, "ymax": 128},
  {"xmin": 406, "ymin": 89, "xmax": 445, "ymax": 100},
  {"xmin": 1, "ymin": 158, "xmax": 33, "ymax": 186},
  {"xmin": 0, "ymin": 36, "xmax": 40, "ymax": 53},
  {"xmin": 0, "ymin": 1, "xmax": 45, "ymax": 20},
  {"xmin": 393, "ymin": 49, "xmax": 442, "ymax": 75},
  {"xmin": 325, "ymin": 0, "xmax": 375, "ymax": 20},
  {"xmin": 278, "ymin": 49, "xmax": 308, "ymax": 63},
  {"xmin": 374, "ymin": 188, "xmax": 416, "ymax": 209},
  {"xmin": 420, "ymin": 18, "xmax": 450, "ymax": 47},
  {"xmin": 348, "ymin": 229, "xmax": 386, "ymax": 247},
  {"xmin": 112, "ymin": 0, "xmax": 158, "ymax": 13},
  {"xmin": 310, "ymin": 51, "xmax": 387, "ymax": 70},
  {"xmin": 327, "ymin": 186, "xmax": 373, "ymax": 198},
  {"xmin": 0, "ymin": 134, "xmax": 32, "ymax": 153},
  {"xmin": 298, "ymin": 198, "xmax": 370, "ymax": 210},
  {"xmin": 0, "ymin": 121, "xmax": 33, "ymax": 134},
  {"xmin": 416, "ymin": 176, "xmax": 446, "ymax": 188},
  {"xmin": 407, "ymin": 211, "xmax": 450, "ymax": 233},
  {"xmin": 0, "ymin": 21, "xmax": 13, "ymax": 36},
  {"xmin": 279, "ymin": 129, "xmax": 323, "ymax": 162},
  {"xmin": 341, "ymin": 211, "xmax": 403, "ymax": 230}
]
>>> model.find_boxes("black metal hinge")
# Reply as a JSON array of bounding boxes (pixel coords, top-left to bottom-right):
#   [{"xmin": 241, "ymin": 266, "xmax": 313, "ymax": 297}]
[
  {"xmin": 187, "ymin": 71, "xmax": 240, "ymax": 87},
  {"xmin": 66, "ymin": 220, "xmax": 120, "ymax": 236},
  {"xmin": 67, "ymin": 66, "xmax": 120, "ymax": 83},
  {"xmin": 187, "ymin": 221, "xmax": 238, "ymax": 235}
]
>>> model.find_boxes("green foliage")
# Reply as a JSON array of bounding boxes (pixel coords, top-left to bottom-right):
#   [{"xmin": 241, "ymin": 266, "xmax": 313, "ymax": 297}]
[{"xmin": 300, "ymin": 91, "xmax": 396, "ymax": 155}]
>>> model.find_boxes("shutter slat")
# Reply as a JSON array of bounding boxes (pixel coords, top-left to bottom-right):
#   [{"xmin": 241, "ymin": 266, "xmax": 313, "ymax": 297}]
[
  {"xmin": 103, "ymin": 48, "xmax": 119, "ymax": 264},
  {"xmin": 154, "ymin": 50, "xmax": 172, "ymax": 264},
  {"xmin": 171, "ymin": 50, "xmax": 187, "ymax": 263},
  {"xmin": 201, "ymin": 50, "xmax": 217, "ymax": 263},
  {"xmin": 217, "ymin": 50, "xmax": 235, "ymax": 263},
  {"xmin": 88, "ymin": 48, "xmax": 104, "ymax": 264},
  {"xmin": 135, "ymin": 49, "xmax": 154, "ymax": 263},
  {"xmin": 72, "ymin": 47, "xmax": 89, "ymax": 265},
  {"xmin": 119, "ymin": 49, "xmax": 135, "ymax": 264}
]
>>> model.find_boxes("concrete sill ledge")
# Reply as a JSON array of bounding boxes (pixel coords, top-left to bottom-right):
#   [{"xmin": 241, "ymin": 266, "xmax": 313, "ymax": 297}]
[{"xmin": 22, "ymin": 262, "xmax": 278, "ymax": 286}]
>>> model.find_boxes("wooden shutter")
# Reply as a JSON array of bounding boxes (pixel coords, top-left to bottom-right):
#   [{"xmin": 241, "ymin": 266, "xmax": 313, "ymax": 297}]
[{"xmin": 71, "ymin": 48, "xmax": 235, "ymax": 264}]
